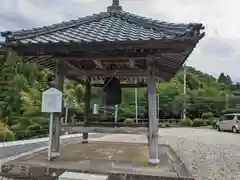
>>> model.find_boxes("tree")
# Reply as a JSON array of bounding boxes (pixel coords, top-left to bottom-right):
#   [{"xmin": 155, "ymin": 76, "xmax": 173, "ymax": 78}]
[{"xmin": 218, "ymin": 73, "xmax": 232, "ymax": 86}]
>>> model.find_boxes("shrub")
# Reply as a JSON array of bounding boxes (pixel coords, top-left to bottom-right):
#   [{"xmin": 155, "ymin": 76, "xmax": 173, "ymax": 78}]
[
  {"xmin": 164, "ymin": 122, "xmax": 171, "ymax": 127},
  {"xmin": 0, "ymin": 123, "xmax": 15, "ymax": 142},
  {"xmin": 19, "ymin": 118, "xmax": 32, "ymax": 127},
  {"xmin": 32, "ymin": 117, "xmax": 49, "ymax": 126},
  {"xmin": 28, "ymin": 124, "xmax": 41, "ymax": 131},
  {"xmin": 25, "ymin": 124, "xmax": 42, "ymax": 138},
  {"xmin": 10, "ymin": 123, "xmax": 27, "ymax": 140},
  {"xmin": 159, "ymin": 119, "xmax": 165, "ymax": 123},
  {"xmin": 202, "ymin": 112, "xmax": 214, "ymax": 119},
  {"xmin": 159, "ymin": 123, "xmax": 171, "ymax": 128},
  {"xmin": 205, "ymin": 118, "xmax": 215, "ymax": 125},
  {"xmin": 23, "ymin": 107, "xmax": 41, "ymax": 117},
  {"xmin": 125, "ymin": 118, "xmax": 134, "ymax": 125},
  {"xmin": 192, "ymin": 118, "xmax": 206, "ymax": 127},
  {"xmin": 159, "ymin": 119, "xmax": 180, "ymax": 124},
  {"xmin": 180, "ymin": 118, "xmax": 192, "ymax": 127},
  {"xmin": 2, "ymin": 130, "xmax": 15, "ymax": 141}
]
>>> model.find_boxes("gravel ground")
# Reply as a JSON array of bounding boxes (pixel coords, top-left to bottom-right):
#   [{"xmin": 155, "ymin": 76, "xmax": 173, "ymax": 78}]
[
  {"xmin": 90, "ymin": 128, "xmax": 240, "ymax": 180},
  {"xmin": 158, "ymin": 128, "xmax": 240, "ymax": 180}
]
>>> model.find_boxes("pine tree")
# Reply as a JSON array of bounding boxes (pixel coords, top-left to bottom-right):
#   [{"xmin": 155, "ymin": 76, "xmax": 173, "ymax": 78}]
[{"xmin": 218, "ymin": 73, "xmax": 226, "ymax": 84}]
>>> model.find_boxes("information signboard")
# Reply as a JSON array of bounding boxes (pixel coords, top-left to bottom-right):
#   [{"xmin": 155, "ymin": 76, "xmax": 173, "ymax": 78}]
[{"xmin": 41, "ymin": 88, "xmax": 63, "ymax": 113}]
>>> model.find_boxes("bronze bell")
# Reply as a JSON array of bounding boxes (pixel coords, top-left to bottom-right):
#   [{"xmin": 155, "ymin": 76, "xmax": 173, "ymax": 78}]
[{"xmin": 103, "ymin": 76, "xmax": 121, "ymax": 105}]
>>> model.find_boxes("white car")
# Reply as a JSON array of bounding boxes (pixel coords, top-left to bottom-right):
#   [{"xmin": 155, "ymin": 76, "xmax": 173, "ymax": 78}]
[{"xmin": 216, "ymin": 113, "xmax": 240, "ymax": 133}]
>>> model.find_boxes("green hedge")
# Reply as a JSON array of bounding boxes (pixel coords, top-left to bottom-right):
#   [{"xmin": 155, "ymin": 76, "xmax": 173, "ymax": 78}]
[
  {"xmin": 159, "ymin": 119, "xmax": 180, "ymax": 124},
  {"xmin": 25, "ymin": 124, "xmax": 42, "ymax": 138},
  {"xmin": 205, "ymin": 118, "xmax": 215, "ymax": 125},
  {"xmin": 180, "ymin": 118, "xmax": 193, "ymax": 127},
  {"xmin": 0, "ymin": 123, "xmax": 15, "ymax": 142},
  {"xmin": 202, "ymin": 112, "xmax": 214, "ymax": 119},
  {"xmin": 192, "ymin": 118, "xmax": 206, "ymax": 127},
  {"xmin": 125, "ymin": 118, "xmax": 134, "ymax": 124},
  {"xmin": 10, "ymin": 123, "xmax": 27, "ymax": 140},
  {"xmin": 10, "ymin": 117, "xmax": 49, "ymax": 140}
]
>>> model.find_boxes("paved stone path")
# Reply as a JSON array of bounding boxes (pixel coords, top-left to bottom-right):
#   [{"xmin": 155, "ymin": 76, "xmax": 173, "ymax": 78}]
[{"xmin": 0, "ymin": 134, "xmax": 103, "ymax": 160}]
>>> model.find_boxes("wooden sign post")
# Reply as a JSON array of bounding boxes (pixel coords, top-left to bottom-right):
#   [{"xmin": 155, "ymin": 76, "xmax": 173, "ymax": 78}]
[{"xmin": 41, "ymin": 88, "xmax": 63, "ymax": 161}]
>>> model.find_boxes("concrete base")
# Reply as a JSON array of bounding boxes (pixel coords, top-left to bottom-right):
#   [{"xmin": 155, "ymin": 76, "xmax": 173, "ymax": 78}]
[
  {"xmin": 1, "ymin": 141, "xmax": 192, "ymax": 179},
  {"xmin": 81, "ymin": 140, "xmax": 88, "ymax": 144},
  {"xmin": 148, "ymin": 158, "xmax": 160, "ymax": 165},
  {"xmin": 51, "ymin": 152, "xmax": 60, "ymax": 160},
  {"xmin": 59, "ymin": 172, "xmax": 108, "ymax": 180}
]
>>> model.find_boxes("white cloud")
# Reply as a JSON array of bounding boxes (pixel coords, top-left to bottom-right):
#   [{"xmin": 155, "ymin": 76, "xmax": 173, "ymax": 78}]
[{"xmin": 0, "ymin": 0, "xmax": 239, "ymax": 81}]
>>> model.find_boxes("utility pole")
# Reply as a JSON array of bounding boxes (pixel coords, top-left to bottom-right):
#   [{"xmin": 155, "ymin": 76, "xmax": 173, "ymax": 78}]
[
  {"xmin": 135, "ymin": 88, "xmax": 138, "ymax": 124},
  {"xmin": 225, "ymin": 93, "xmax": 229, "ymax": 109},
  {"xmin": 183, "ymin": 65, "xmax": 187, "ymax": 120},
  {"xmin": 156, "ymin": 94, "xmax": 159, "ymax": 119},
  {"xmin": 114, "ymin": 104, "xmax": 118, "ymax": 124},
  {"xmin": 64, "ymin": 99, "xmax": 68, "ymax": 124}
]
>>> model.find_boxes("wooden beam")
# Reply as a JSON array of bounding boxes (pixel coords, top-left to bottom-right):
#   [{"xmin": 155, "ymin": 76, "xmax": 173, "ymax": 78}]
[
  {"xmin": 92, "ymin": 83, "xmax": 147, "ymax": 88},
  {"xmin": 62, "ymin": 61, "xmax": 80, "ymax": 72},
  {"xmin": 83, "ymin": 80, "xmax": 91, "ymax": 143},
  {"xmin": 89, "ymin": 76, "xmax": 148, "ymax": 83},
  {"xmin": 15, "ymin": 43, "xmax": 189, "ymax": 57},
  {"xmin": 128, "ymin": 59, "xmax": 136, "ymax": 68},
  {"xmin": 93, "ymin": 60, "xmax": 104, "ymax": 69},
  {"xmin": 56, "ymin": 56, "xmax": 146, "ymax": 61},
  {"xmin": 60, "ymin": 126, "xmax": 148, "ymax": 134},
  {"xmin": 65, "ymin": 75, "xmax": 85, "ymax": 84},
  {"xmin": 17, "ymin": 50, "xmax": 151, "ymax": 58},
  {"xmin": 63, "ymin": 122, "xmax": 148, "ymax": 127},
  {"xmin": 67, "ymin": 69, "xmax": 148, "ymax": 77},
  {"xmin": 147, "ymin": 57, "xmax": 160, "ymax": 164},
  {"xmin": 8, "ymin": 39, "xmax": 191, "ymax": 54},
  {"xmin": 52, "ymin": 61, "xmax": 64, "ymax": 155},
  {"xmin": 34, "ymin": 57, "xmax": 178, "ymax": 78}
]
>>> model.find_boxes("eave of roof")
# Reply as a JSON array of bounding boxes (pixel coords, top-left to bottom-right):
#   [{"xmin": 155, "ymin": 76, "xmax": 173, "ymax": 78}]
[
  {"xmin": 0, "ymin": 7, "xmax": 204, "ymax": 44},
  {"xmin": 0, "ymin": 1, "xmax": 205, "ymax": 83}
]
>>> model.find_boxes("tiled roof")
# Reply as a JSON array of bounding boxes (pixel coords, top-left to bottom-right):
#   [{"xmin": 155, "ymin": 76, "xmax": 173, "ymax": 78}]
[
  {"xmin": 1, "ymin": 10, "xmax": 204, "ymax": 44},
  {"xmin": 0, "ymin": 1, "xmax": 205, "ymax": 83}
]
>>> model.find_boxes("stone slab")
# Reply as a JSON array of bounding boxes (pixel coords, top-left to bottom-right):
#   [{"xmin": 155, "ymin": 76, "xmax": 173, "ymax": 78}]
[
  {"xmin": 1, "ymin": 138, "xmax": 193, "ymax": 179},
  {"xmin": 61, "ymin": 126, "xmax": 148, "ymax": 134},
  {"xmin": 59, "ymin": 172, "xmax": 108, "ymax": 180}
]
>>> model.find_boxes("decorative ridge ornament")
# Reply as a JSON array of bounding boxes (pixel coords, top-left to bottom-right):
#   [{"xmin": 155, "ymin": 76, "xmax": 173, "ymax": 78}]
[
  {"xmin": 113, "ymin": 0, "xmax": 120, "ymax": 6},
  {"xmin": 107, "ymin": 0, "xmax": 123, "ymax": 13}
]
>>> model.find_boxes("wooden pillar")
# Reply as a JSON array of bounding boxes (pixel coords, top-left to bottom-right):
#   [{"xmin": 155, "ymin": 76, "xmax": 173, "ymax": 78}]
[
  {"xmin": 52, "ymin": 61, "xmax": 64, "ymax": 154},
  {"xmin": 83, "ymin": 80, "xmax": 91, "ymax": 143},
  {"xmin": 147, "ymin": 58, "xmax": 160, "ymax": 165}
]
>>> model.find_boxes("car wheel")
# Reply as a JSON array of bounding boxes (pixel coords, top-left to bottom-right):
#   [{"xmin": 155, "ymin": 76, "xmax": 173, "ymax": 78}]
[
  {"xmin": 232, "ymin": 126, "xmax": 238, "ymax": 133},
  {"xmin": 216, "ymin": 125, "xmax": 220, "ymax": 131}
]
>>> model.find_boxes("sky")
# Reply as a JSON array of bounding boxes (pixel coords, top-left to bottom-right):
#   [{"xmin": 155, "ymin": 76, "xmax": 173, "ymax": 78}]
[{"xmin": 0, "ymin": 0, "xmax": 239, "ymax": 82}]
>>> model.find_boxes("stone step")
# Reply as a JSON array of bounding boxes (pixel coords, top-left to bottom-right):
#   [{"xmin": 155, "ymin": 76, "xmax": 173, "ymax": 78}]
[{"xmin": 58, "ymin": 172, "xmax": 108, "ymax": 180}]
